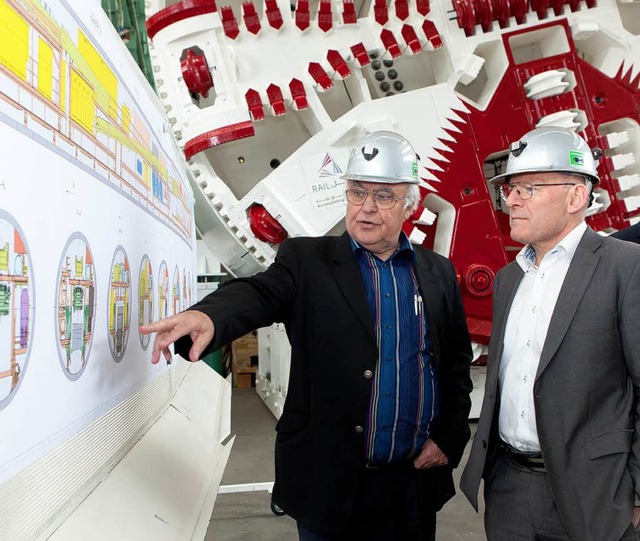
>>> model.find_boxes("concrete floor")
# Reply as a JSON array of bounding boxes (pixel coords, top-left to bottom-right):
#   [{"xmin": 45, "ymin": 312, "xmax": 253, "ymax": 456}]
[{"xmin": 206, "ymin": 389, "xmax": 486, "ymax": 540}]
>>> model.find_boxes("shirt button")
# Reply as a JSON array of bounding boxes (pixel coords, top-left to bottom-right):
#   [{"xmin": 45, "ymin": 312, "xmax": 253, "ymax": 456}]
[
  {"xmin": 385, "ymin": 292, "xmax": 391, "ymax": 298},
  {"xmin": 364, "ymin": 370, "xmax": 373, "ymax": 379},
  {"xmin": 526, "ymin": 339, "xmax": 531, "ymax": 348},
  {"xmin": 520, "ymin": 411, "xmax": 525, "ymax": 419},
  {"xmin": 382, "ymin": 263, "xmax": 388, "ymax": 268},
  {"xmin": 355, "ymin": 425, "xmax": 364, "ymax": 434},
  {"xmin": 386, "ymin": 357, "xmax": 392, "ymax": 362},
  {"xmin": 386, "ymin": 324, "xmax": 392, "ymax": 330},
  {"xmin": 385, "ymin": 391, "xmax": 392, "ymax": 398},
  {"xmin": 532, "ymin": 306, "xmax": 536, "ymax": 313}
]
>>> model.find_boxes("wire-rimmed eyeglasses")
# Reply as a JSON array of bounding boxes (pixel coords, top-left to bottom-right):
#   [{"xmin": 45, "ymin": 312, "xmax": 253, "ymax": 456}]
[
  {"xmin": 345, "ymin": 188, "xmax": 406, "ymax": 209},
  {"xmin": 499, "ymin": 182, "xmax": 577, "ymax": 202}
]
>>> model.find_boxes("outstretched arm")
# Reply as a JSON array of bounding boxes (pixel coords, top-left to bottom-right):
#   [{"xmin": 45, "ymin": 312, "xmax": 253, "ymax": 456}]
[{"xmin": 139, "ymin": 310, "xmax": 214, "ymax": 364}]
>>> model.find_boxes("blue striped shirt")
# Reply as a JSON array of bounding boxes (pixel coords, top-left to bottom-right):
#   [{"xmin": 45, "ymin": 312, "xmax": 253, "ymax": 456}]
[{"xmin": 351, "ymin": 234, "xmax": 439, "ymax": 465}]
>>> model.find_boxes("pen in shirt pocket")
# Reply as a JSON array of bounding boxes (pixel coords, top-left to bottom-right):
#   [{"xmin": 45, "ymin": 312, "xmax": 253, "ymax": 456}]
[{"xmin": 414, "ymin": 294, "xmax": 423, "ymax": 316}]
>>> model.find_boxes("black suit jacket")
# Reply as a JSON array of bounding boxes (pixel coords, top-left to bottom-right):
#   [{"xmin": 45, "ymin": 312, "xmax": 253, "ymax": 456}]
[
  {"xmin": 176, "ymin": 232, "xmax": 473, "ymax": 532},
  {"xmin": 611, "ymin": 223, "xmax": 640, "ymax": 244}
]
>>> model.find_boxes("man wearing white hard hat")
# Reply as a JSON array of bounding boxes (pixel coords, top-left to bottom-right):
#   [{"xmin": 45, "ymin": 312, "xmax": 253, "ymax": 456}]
[
  {"xmin": 141, "ymin": 131, "xmax": 473, "ymax": 540},
  {"xmin": 461, "ymin": 126, "xmax": 640, "ymax": 541}
]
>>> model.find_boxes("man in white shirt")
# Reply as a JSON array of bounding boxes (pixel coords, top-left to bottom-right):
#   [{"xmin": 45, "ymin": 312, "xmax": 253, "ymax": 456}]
[{"xmin": 461, "ymin": 126, "xmax": 640, "ymax": 541}]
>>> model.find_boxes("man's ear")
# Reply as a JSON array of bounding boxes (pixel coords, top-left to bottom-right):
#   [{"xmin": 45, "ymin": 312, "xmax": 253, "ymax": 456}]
[{"xmin": 568, "ymin": 184, "xmax": 589, "ymax": 215}]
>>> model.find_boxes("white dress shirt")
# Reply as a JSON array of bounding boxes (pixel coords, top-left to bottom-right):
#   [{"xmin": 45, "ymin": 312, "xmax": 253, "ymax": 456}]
[{"xmin": 499, "ymin": 221, "xmax": 587, "ymax": 452}]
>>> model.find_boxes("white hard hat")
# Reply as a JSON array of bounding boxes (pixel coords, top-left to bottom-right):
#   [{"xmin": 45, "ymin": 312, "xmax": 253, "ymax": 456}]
[
  {"xmin": 490, "ymin": 126, "xmax": 602, "ymax": 185},
  {"xmin": 342, "ymin": 130, "xmax": 419, "ymax": 184}
]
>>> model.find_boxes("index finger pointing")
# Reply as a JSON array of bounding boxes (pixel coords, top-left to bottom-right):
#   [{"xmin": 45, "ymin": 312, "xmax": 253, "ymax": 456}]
[{"xmin": 139, "ymin": 318, "xmax": 176, "ymax": 335}]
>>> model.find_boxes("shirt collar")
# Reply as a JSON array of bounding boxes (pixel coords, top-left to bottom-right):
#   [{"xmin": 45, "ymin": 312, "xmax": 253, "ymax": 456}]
[
  {"xmin": 350, "ymin": 232, "xmax": 415, "ymax": 261},
  {"xmin": 515, "ymin": 221, "xmax": 587, "ymax": 271}
]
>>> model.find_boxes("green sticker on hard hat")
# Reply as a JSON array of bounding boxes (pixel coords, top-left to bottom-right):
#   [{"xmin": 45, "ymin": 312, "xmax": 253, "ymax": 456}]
[
  {"xmin": 569, "ymin": 150, "xmax": 584, "ymax": 167},
  {"xmin": 412, "ymin": 161, "xmax": 418, "ymax": 180}
]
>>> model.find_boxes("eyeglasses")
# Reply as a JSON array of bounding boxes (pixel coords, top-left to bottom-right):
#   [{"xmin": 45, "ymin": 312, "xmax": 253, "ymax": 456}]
[
  {"xmin": 499, "ymin": 182, "xmax": 577, "ymax": 201},
  {"xmin": 345, "ymin": 188, "xmax": 405, "ymax": 209}
]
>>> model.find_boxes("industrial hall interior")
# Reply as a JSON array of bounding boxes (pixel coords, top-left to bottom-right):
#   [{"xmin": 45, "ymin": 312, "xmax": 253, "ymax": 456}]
[{"xmin": 0, "ymin": 0, "xmax": 639, "ymax": 539}]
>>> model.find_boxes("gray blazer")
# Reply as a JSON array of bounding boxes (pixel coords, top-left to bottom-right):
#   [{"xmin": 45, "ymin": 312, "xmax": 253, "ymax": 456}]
[{"xmin": 461, "ymin": 227, "xmax": 640, "ymax": 541}]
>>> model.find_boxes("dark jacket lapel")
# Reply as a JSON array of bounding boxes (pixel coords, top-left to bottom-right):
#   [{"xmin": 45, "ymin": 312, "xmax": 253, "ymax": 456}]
[
  {"xmin": 329, "ymin": 233, "xmax": 376, "ymax": 342},
  {"xmin": 535, "ymin": 228, "xmax": 602, "ymax": 380},
  {"xmin": 413, "ymin": 248, "xmax": 441, "ymax": 361},
  {"xmin": 491, "ymin": 263, "xmax": 524, "ymax": 376}
]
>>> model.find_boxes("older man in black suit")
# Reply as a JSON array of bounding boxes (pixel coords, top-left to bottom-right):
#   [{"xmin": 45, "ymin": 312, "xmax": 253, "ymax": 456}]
[{"xmin": 141, "ymin": 131, "xmax": 472, "ymax": 541}]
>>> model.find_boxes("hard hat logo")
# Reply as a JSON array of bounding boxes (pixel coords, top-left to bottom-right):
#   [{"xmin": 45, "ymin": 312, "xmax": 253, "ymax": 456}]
[
  {"xmin": 569, "ymin": 151, "xmax": 584, "ymax": 167},
  {"xmin": 361, "ymin": 144, "xmax": 379, "ymax": 161},
  {"xmin": 510, "ymin": 140, "xmax": 528, "ymax": 157},
  {"xmin": 489, "ymin": 126, "xmax": 601, "ymax": 185},
  {"xmin": 341, "ymin": 130, "xmax": 420, "ymax": 185}
]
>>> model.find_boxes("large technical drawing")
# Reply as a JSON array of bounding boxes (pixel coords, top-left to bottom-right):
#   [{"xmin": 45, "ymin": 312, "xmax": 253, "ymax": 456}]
[{"xmin": 0, "ymin": 2, "xmax": 229, "ymax": 540}]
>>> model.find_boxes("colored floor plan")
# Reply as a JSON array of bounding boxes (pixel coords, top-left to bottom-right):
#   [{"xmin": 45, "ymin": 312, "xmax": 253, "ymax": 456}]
[
  {"xmin": 0, "ymin": 0, "xmax": 193, "ymax": 243},
  {"xmin": 108, "ymin": 247, "xmax": 130, "ymax": 361},
  {"xmin": 56, "ymin": 234, "xmax": 95, "ymax": 379},
  {"xmin": 158, "ymin": 260, "xmax": 169, "ymax": 320},
  {"xmin": 138, "ymin": 255, "xmax": 153, "ymax": 351},
  {"xmin": 0, "ymin": 211, "xmax": 33, "ymax": 409}
]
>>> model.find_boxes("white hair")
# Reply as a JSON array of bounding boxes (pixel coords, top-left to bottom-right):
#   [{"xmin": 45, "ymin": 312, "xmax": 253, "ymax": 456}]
[{"xmin": 404, "ymin": 183, "xmax": 420, "ymax": 212}]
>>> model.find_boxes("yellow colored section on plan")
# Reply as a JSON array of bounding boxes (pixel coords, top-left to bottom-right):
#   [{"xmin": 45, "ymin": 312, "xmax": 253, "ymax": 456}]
[
  {"xmin": 0, "ymin": 0, "xmax": 29, "ymax": 81},
  {"xmin": 37, "ymin": 38, "xmax": 53, "ymax": 100},
  {"xmin": 70, "ymin": 70, "xmax": 96, "ymax": 132},
  {"xmin": 77, "ymin": 29, "xmax": 118, "ymax": 121}
]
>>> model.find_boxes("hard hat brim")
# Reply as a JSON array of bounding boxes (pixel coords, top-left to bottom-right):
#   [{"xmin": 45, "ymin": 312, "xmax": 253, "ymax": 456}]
[
  {"xmin": 489, "ymin": 168, "xmax": 600, "ymax": 185},
  {"xmin": 341, "ymin": 173, "xmax": 419, "ymax": 184}
]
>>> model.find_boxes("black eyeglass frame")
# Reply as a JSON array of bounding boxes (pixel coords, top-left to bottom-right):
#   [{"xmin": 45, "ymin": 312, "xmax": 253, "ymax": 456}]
[{"xmin": 499, "ymin": 182, "xmax": 577, "ymax": 202}]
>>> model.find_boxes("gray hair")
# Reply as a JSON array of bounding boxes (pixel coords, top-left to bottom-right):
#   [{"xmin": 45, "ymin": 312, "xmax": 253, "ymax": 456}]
[
  {"xmin": 571, "ymin": 174, "xmax": 593, "ymax": 210},
  {"xmin": 404, "ymin": 183, "xmax": 420, "ymax": 212}
]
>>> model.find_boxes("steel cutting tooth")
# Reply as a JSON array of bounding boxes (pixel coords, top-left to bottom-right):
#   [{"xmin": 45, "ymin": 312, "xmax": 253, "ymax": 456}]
[
  {"xmin": 202, "ymin": 185, "xmax": 216, "ymax": 199},
  {"xmin": 611, "ymin": 153, "xmax": 636, "ymax": 170},
  {"xmin": 618, "ymin": 174, "xmax": 640, "ymax": 191},
  {"xmin": 624, "ymin": 196, "xmax": 640, "ymax": 212},
  {"xmin": 524, "ymin": 70, "xmax": 570, "ymax": 100},
  {"xmin": 535, "ymin": 110, "xmax": 581, "ymax": 131},
  {"xmin": 412, "ymin": 208, "xmax": 437, "ymax": 226},
  {"xmin": 408, "ymin": 227, "xmax": 427, "ymax": 244},
  {"xmin": 606, "ymin": 131, "xmax": 631, "ymax": 149}
]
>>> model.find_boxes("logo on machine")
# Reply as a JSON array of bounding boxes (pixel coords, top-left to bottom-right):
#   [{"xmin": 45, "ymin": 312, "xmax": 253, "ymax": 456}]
[
  {"xmin": 309, "ymin": 153, "xmax": 347, "ymax": 211},
  {"xmin": 317, "ymin": 153, "xmax": 343, "ymax": 179}
]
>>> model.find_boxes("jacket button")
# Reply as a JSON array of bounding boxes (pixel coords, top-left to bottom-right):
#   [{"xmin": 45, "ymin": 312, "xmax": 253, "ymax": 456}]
[
  {"xmin": 482, "ymin": 440, "xmax": 487, "ymax": 448},
  {"xmin": 364, "ymin": 370, "xmax": 373, "ymax": 379},
  {"xmin": 355, "ymin": 426, "xmax": 364, "ymax": 434}
]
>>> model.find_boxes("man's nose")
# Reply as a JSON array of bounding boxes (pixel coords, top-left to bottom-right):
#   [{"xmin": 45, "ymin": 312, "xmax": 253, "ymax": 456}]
[
  {"xmin": 506, "ymin": 188, "xmax": 521, "ymax": 208},
  {"xmin": 361, "ymin": 194, "xmax": 378, "ymax": 212}
]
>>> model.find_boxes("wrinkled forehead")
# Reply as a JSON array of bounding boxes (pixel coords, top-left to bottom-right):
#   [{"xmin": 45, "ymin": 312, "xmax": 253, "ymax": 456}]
[
  {"xmin": 348, "ymin": 179, "xmax": 409, "ymax": 193},
  {"xmin": 508, "ymin": 171, "xmax": 585, "ymax": 185}
]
